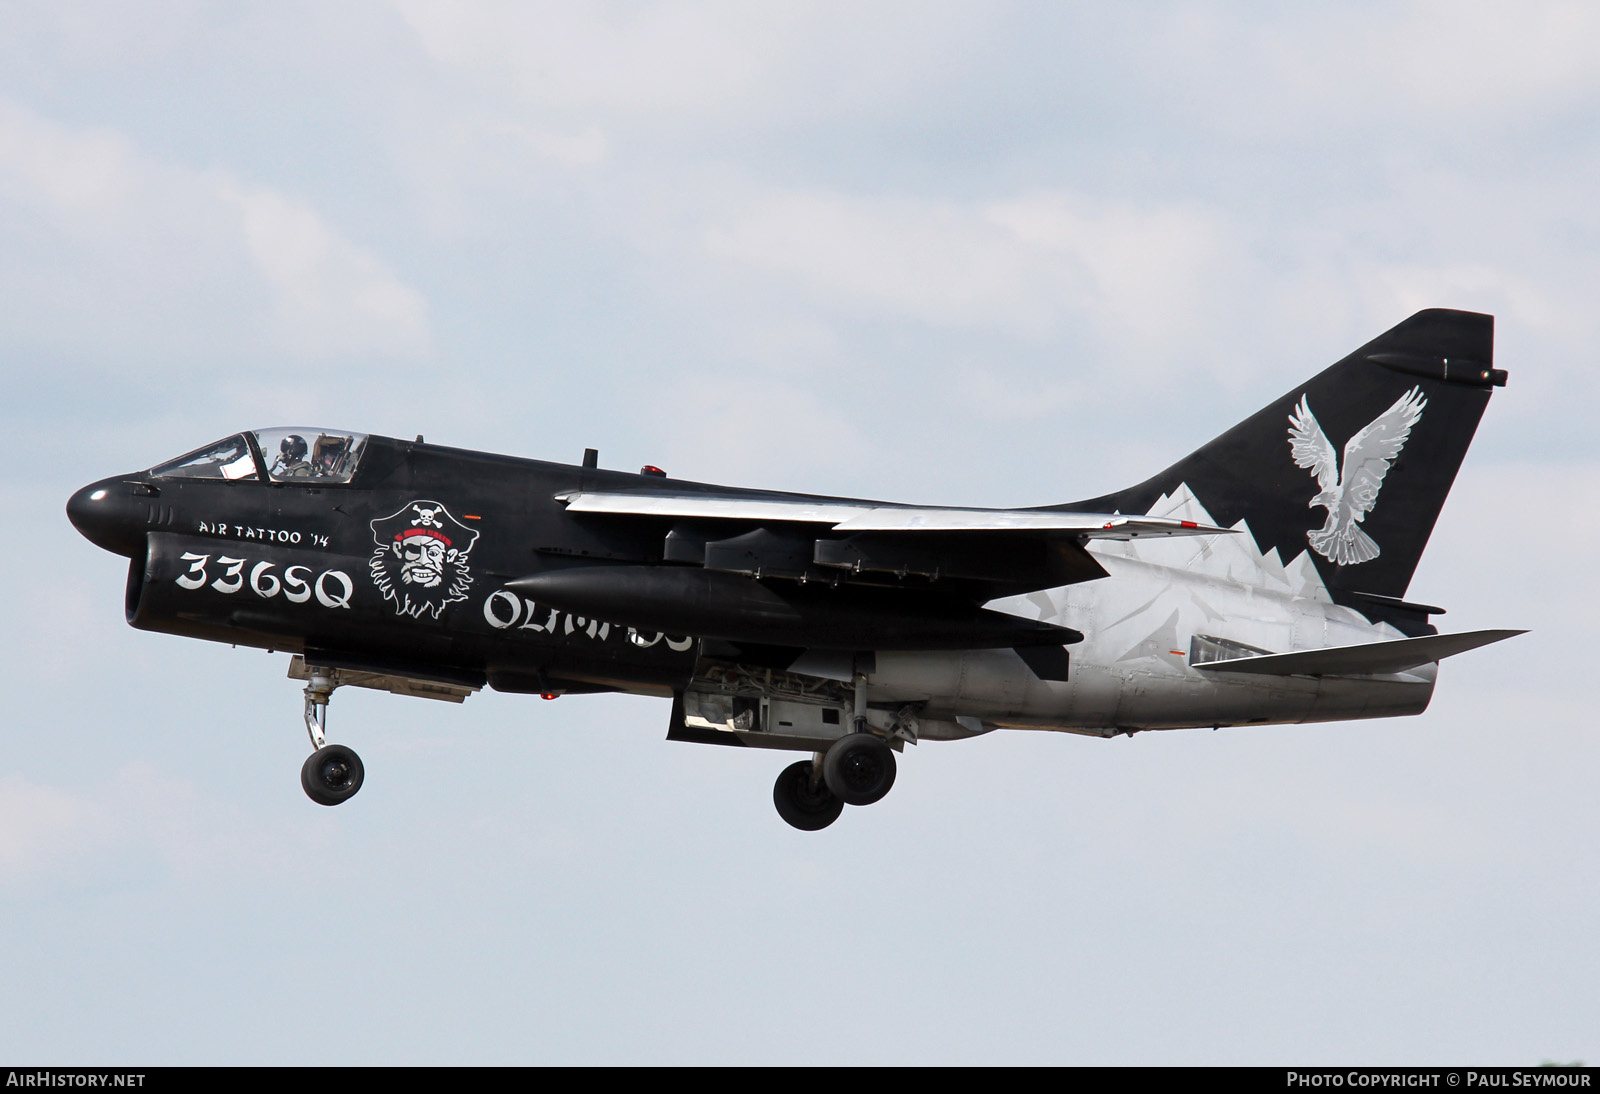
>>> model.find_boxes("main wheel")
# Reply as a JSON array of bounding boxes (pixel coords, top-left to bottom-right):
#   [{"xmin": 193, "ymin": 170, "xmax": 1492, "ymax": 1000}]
[
  {"xmin": 822, "ymin": 733, "xmax": 897, "ymax": 806},
  {"xmin": 301, "ymin": 744, "xmax": 365, "ymax": 806},
  {"xmin": 773, "ymin": 760, "xmax": 844, "ymax": 831}
]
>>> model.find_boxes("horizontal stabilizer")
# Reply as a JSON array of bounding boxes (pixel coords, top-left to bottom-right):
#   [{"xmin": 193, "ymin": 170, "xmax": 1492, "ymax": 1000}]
[{"xmin": 1194, "ymin": 629, "xmax": 1525, "ymax": 677}]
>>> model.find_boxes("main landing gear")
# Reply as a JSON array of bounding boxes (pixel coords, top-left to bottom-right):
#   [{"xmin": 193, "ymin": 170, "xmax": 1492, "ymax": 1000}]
[
  {"xmin": 773, "ymin": 759, "xmax": 843, "ymax": 830},
  {"xmin": 771, "ymin": 732, "xmax": 898, "ymax": 831},
  {"xmin": 299, "ymin": 668, "xmax": 364, "ymax": 806}
]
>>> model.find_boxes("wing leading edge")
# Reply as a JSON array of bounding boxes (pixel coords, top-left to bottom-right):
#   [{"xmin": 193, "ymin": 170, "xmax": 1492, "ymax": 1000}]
[{"xmin": 555, "ymin": 491, "xmax": 1234, "ymax": 538}]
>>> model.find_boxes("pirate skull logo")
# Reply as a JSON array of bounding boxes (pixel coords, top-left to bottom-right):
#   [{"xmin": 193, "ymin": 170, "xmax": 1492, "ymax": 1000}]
[{"xmin": 369, "ymin": 500, "xmax": 480, "ymax": 618}]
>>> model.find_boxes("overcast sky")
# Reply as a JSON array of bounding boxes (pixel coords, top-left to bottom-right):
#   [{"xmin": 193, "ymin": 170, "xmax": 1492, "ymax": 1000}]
[{"xmin": 4, "ymin": 1, "xmax": 1596, "ymax": 1065}]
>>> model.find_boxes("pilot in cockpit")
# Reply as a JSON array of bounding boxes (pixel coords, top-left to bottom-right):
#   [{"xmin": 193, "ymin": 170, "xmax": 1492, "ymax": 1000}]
[{"xmin": 271, "ymin": 434, "xmax": 313, "ymax": 479}]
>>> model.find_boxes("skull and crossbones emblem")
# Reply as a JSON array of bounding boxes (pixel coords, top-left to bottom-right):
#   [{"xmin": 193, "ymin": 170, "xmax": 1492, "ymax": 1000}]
[{"xmin": 369, "ymin": 500, "xmax": 480, "ymax": 619}]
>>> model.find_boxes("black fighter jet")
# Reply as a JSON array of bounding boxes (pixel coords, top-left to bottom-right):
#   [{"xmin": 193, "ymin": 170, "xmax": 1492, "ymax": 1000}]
[{"xmin": 68, "ymin": 309, "xmax": 1522, "ymax": 830}]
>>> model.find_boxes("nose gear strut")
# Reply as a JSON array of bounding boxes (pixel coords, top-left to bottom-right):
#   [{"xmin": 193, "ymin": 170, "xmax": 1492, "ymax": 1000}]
[
  {"xmin": 303, "ymin": 669, "xmax": 334, "ymax": 751},
  {"xmin": 298, "ymin": 666, "xmax": 364, "ymax": 806}
]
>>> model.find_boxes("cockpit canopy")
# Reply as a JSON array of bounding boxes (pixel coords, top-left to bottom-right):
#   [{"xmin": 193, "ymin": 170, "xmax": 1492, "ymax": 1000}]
[
  {"xmin": 151, "ymin": 428, "xmax": 370, "ymax": 485},
  {"xmin": 255, "ymin": 427, "xmax": 368, "ymax": 483}
]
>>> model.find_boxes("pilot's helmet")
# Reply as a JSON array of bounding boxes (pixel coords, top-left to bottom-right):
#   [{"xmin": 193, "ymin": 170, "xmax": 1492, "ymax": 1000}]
[{"xmin": 280, "ymin": 434, "xmax": 308, "ymax": 463}]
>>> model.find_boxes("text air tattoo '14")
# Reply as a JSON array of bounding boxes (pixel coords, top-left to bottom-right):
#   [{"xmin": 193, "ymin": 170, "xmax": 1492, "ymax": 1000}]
[{"xmin": 68, "ymin": 309, "xmax": 1523, "ymax": 829}]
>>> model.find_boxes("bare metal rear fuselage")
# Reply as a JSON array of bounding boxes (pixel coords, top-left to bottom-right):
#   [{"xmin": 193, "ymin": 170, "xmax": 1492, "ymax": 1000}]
[{"xmin": 873, "ymin": 547, "xmax": 1433, "ymax": 738}]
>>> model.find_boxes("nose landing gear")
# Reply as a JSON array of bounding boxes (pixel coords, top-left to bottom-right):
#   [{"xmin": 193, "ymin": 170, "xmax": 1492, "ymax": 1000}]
[
  {"xmin": 301, "ymin": 744, "xmax": 364, "ymax": 805},
  {"xmin": 299, "ymin": 667, "xmax": 364, "ymax": 806}
]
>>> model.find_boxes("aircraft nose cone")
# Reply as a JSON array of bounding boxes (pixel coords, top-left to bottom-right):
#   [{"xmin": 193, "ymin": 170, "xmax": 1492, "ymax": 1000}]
[{"xmin": 67, "ymin": 476, "xmax": 148, "ymax": 557}]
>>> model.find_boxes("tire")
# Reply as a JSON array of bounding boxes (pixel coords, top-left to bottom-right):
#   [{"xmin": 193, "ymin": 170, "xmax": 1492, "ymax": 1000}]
[
  {"xmin": 773, "ymin": 760, "xmax": 844, "ymax": 831},
  {"xmin": 822, "ymin": 733, "xmax": 897, "ymax": 806},
  {"xmin": 301, "ymin": 744, "xmax": 365, "ymax": 806}
]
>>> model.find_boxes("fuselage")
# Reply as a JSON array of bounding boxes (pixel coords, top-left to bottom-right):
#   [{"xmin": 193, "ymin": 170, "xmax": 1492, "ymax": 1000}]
[{"xmin": 67, "ymin": 428, "xmax": 1433, "ymax": 741}]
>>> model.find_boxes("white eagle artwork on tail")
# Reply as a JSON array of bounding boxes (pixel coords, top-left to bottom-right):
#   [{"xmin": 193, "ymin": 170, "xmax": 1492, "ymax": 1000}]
[{"xmin": 1287, "ymin": 386, "xmax": 1426, "ymax": 566}]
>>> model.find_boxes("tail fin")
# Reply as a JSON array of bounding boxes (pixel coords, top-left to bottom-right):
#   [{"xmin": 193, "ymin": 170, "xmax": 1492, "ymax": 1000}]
[{"xmin": 1069, "ymin": 309, "xmax": 1503, "ymax": 602}]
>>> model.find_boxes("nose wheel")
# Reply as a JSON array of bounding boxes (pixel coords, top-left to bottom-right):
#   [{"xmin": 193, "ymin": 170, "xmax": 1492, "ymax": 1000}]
[
  {"xmin": 300, "ymin": 667, "xmax": 364, "ymax": 806},
  {"xmin": 302, "ymin": 744, "xmax": 364, "ymax": 806}
]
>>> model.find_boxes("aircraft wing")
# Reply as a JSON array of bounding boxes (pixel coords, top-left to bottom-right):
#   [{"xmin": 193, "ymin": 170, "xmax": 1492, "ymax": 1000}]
[
  {"xmin": 541, "ymin": 489, "xmax": 1237, "ymax": 636},
  {"xmin": 1194, "ymin": 628, "xmax": 1526, "ymax": 677},
  {"xmin": 555, "ymin": 491, "xmax": 1232, "ymax": 538}
]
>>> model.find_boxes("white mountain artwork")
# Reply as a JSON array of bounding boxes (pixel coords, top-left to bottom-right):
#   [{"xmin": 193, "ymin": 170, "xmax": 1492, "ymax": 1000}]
[
  {"xmin": 1011, "ymin": 481, "xmax": 1404, "ymax": 671},
  {"xmin": 1287, "ymin": 386, "xmax": 1426, "ymax": 566},
  {"xmin": 1088, "ymin": 482, "xmax": 1329, "ymax": 599}
]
